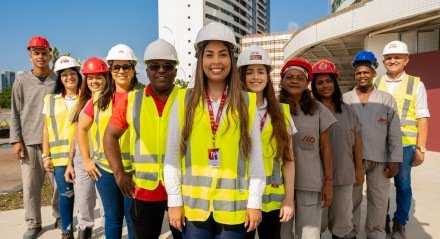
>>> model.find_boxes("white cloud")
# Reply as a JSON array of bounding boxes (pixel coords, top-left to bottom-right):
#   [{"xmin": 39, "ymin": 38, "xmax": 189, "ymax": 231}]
[{"xmin": 287, "ymin": 21, "xmax": 300, "ymax": 32}]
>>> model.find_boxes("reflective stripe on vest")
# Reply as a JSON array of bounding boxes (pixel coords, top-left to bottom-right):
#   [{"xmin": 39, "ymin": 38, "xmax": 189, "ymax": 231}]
[
  {"xmin": 375, "ymin": 75, "xmax": 419, "ymax": 145},
  {"xmin": 46, "ymin": 94, "xmax": 77, "ymax": 166},
  {"xmin": 91, "ymin": 94, "xmax": 132, "ymax": 173},
  {"xmin": 260, "ymin": 103, "xmax": 290, "ymax": 212},
  {"xmin": 128, "ymin": 87, "xmax": 178, "ymax": 190},
  {"xmin": 178, "ymin": 89, "xmax": 256, "ymax": 225}
]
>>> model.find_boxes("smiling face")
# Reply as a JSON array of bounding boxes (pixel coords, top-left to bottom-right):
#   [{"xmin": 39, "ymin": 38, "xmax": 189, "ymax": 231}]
[
  {"xmin": 280, "ymin": 68, "xmax": 309, "ymax": 97},
  {"xmin": 244, "ymin": 64, "xmax": 268, "ymax": 94},
  {"xmin": 146, "ymin": 59, "xmax": 176, "ymax": 95},
  {"xmin": 202, "ymin": 40, "xmax": 231, "ymax": 83},
  {"xmin": 355, "ymin": 65, "xmax": 375, "ymax": 90},
  {"xmin": 314, "ymin": 74, "xmax": 335, "ymax": 99},
  {"xmin": 110, "ymin": 60, "xmax": 134, "ymax": 91},
  {"xmin": 383, "ymin": 54, "xmax": 409, "ymax": 77},
  {"xmin": 86, "ymin": 73, "xmax": 106, "ymax": 93},
  {"xmin": 29, "ymin": 48, "xmax": 51, "ymax": 68},
  {"xmin": 59, "ymin": 68, "xmax": 79, "ymax": 93}
]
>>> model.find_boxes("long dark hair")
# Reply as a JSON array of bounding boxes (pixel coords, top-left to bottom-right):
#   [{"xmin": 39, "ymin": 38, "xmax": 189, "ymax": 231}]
[
  {"xmin": 239, "ymin": 65, "xmax": 292, "ymax": 163},
  {"xmin": 53, "ymin": 68, "xmax": 82, "ymax": 95},
  {"xmin": 71, "ymin": 72, "xmax": 112, "ymax": 122},
  {"xmin": 108, "ymin": 60, "xmax": 139, "ymax": 91},
  {"xmin": 311, "ymin": 73, "xmax": 343, "ymax": 113},
  {"xmin": 180, "ymin": 41, "xmax": 251, "ymax": 158}
]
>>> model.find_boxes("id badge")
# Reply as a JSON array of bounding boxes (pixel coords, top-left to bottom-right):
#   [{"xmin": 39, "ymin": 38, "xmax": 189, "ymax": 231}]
[{"xmin": 208, "ymin": 148, "xmax": 220, "ymax": 167}]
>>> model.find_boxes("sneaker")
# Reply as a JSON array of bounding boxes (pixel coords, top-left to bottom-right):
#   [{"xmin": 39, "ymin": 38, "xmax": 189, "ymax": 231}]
[
  {"xmin": 54, "ymin": 218, "xmax": 61, "ymax": 229},
  {"xmin": 78, "ymin": 227, "xmax": 93, "ymax": 239},
  {"xmin": 391, "ymin": 223, "xmax": 406, "ymax": 239},
  {"xmin": 23, "ymin": 226, "xmax": 42, "ymax": 239},
  {"xmin": 61, "ymin": 230, "xmax": 74, "ymax": 239},
  {"xmin": 385, "ymin": 222, "xmax": 391, "ymax": 234}
]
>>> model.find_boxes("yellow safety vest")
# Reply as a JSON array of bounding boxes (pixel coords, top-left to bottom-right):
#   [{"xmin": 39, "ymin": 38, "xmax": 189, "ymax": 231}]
[
  {"xmin": 375, "ymin": 74, "xmax": 419, "ymax": 145},
  {"xmin": 177, "ymin": 89, "xmax": 256, "ymax": 225},
  {"xmin": 261, "ymin": 103, "xmax": 290, "ymax": 212},
  {"xmin": 44, "ymin": 94, "xmax": 77, "ymax": 166},
  {"xmin": 90, "ymin": 93, "xmax": 132, "ymax": 173},
  {"xmin": 126, "ymin": 87, "xmax": 177, "ymax": 190}
]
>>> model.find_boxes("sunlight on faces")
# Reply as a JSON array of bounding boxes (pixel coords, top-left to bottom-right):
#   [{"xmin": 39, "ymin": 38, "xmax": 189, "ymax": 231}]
[
  {"xmin": 245, "ymin": 64, "xmax": 268, "ymax": 94},
  {"xmin": 60, "ymin": 68, "xmax": 79, "ymax": 92},
  {"xmin": 146, "ymin": 60, "xmax": 176, "ymax": 93},
  {"xmin": 281, "ymin": 68, "xmax": 309, "ymax": 96},
  {"xmin": 86, "ymin": 74, "xmax": 106, "ymax": 93},
  {"xmin": 314, "ymin": 74, "xmax": 334, "ymax": 99},
  {"xmin": 111, "ymin": 60, "xmax": 134, "ymax": 90},
  {"xmin": 29, "ymin": 48, "xmax": 51, "ymax": 68},
  {"xmin": 383, "ymin": 54, "xmax": 409, "ymax": 76},
  {"xmin": 355, "ymin": 65, "xmax": 375, "ymax": 90},
  {"xmin": 202, "ymin": 41, "xmax": 231, "ymax": 83}
]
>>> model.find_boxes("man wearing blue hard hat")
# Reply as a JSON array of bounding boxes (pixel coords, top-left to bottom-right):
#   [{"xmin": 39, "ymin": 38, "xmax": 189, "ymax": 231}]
[{"xmin": 343, "ymin": 51, "xmax": 403, "ymax": 239}]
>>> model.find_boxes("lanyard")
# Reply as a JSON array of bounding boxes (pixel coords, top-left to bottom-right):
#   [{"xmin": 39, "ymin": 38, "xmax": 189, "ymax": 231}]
[
  {"xmin": 260, "ymin": 111, "xmax": 268, "ymax": 132},
  {"xmin": 206, "ymin": 89, "xmax": 227, "ymax": 147}
]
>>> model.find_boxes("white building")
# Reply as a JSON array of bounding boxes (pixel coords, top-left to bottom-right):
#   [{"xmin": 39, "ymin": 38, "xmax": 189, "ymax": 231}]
[
  {"xmin": 158, "ymin": 0, "xmax": 270, "ymax": 84},
  {"xmin": 241, "ymin": 32, "xmax": 293, "ymax": 95}
]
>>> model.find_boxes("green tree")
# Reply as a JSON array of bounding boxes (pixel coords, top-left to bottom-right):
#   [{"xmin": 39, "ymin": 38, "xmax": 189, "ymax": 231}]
[
  {"xmin": 0, "ymin": 88, "xmax": 12, "ymax": 109},
  {"xmin": 50, "ymin": 47, "xmax": 60, "ymax": 70},
  {"xmin": 174, "ymin": 79, "xmax": 188, "ymax": 88},
  {"xmin": 134, "ymin": 82, "xmax": 146, "ymax": 90}
]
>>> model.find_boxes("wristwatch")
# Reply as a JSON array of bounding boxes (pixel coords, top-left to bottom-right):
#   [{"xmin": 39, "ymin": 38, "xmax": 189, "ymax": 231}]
[{"xmin": 416, "ymin": 145, "xmax": 427, "ymax": 153}]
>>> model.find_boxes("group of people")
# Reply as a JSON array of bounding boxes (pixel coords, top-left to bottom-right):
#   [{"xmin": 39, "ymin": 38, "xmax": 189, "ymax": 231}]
[{"xmin": 10, "ymin": 21, "xmax": 429, "ymax": 239}]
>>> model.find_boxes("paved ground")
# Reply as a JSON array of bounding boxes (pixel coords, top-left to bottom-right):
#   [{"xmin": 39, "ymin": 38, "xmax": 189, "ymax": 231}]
[{"xmin": 1, "ymin": 147, "xmax": 439, "ymax": 238}]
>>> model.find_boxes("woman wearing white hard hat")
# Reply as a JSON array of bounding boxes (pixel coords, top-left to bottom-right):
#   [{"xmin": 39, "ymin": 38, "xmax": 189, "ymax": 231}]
[
  {"xmin": 164, "ymin": 22, "xmax": 265, "ymax": 238},
  {"xmin": 77, "ymin": 44, "xmax": 138, "ymax": 239},
  {"xmin": 42, "ymin": 56, "xmax": 82, "ymax": 239},
  {"xmin": 237, "ymin": 45, "xmax": 295, "ymax": 239}
]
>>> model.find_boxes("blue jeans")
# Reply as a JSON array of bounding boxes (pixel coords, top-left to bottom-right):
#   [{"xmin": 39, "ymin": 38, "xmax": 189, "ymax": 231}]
[
  {"xmin": 183, "ymin": 214, "xmax": 245, "ymax": 239},
  {"xmin": 387, "ymin": 145, "xmax": 414, "ymax": 225},
  {"xmin": 95, "ymin": 167, "xmax": 133, "ymax": 239},
  {"xmin": 54, "ymin": 166, "xmax": 74, "ymax": 232}
]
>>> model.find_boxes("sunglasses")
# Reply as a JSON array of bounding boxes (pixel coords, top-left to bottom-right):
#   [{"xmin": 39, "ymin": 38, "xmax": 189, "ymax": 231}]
[
  {"xmin": 111, "ymin": 64, "xmax": 133, "ymax": 72},
  {"xmin": 147, "ymin": 63, "xmax": 175, "ymax": 72}
]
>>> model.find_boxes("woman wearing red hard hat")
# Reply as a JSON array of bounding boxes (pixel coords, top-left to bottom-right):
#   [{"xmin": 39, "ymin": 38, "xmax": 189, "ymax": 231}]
[
  {"xmin": 311, "ymin": 59, "xmax": 363, "ymax": 239},
  {"xmin": 279, "ymin": 57, "xmax": 336, "ymax": 239}
]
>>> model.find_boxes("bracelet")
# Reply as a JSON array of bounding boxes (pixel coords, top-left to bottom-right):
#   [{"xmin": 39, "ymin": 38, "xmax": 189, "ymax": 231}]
[
  {"xmin": 41, "ymin": 153, "xmax": 51, "ymax": 158},
  {"xmin": 42, "ymin": 156, "xmax": 52, "ymax": 161}
]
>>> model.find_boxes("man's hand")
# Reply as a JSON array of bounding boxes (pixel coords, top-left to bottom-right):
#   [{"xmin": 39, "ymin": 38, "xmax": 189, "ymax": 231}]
[
  {"xmin": 168, "ymin": 206, "xmax": 185, "ymax": 232},
  {"xmin": 64, "ymin": 163, "xmax": 76, "ymax": 183},
  {"xmin": 245, "ymin": 208, "xmax": 262, "ymax": 232},
  {"xmin": 321, "ymin": 182, "xmax": 333, "ymax": 208},
  {"xmin": 279, "ymin": 198, "xmax": 294, "ymax": 222},
  {"xmin": 384, "ymin": 162, "xmax": 399, "ymax": 178},
  {"xmin": 114, "ymin": 171, "xmax": 134, "ymax": 197},
  {"xmin": 12, "ymin": 142, "xmax": 25, "ymax": 160},
  {"xmin": 354, "ymin": 167, "xmax": 364, "ymax": 187},
  {"xmin": 412, "ymin": 149, "xmax": 425, "ymax": 167},
  {"xmin": 43, "ymin": 158, "xmax": 54, "ymax": 173}
]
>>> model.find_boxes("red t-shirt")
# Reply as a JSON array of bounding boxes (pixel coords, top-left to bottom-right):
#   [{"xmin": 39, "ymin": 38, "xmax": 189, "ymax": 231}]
[
  {"xmin": 83, "ymin": 91, "xmax": 128, "ymax": 119},
  {"xmin": 109, "ymin": 85, "xmax": 170, "ymax": 202}
]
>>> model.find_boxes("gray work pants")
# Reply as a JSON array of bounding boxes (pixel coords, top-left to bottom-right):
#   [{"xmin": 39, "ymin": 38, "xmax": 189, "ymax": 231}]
[
  {"xmin": 21, "ymin": 144, "xmax": 59, "ymax": 229},
  {"xmin": 321, "ymin": 184, "xmax": 354, "ymax": 237},
  {"xmin": 73, "ymin": 146, "xmax": 96, "ymax": 230},
  {"xmin": 352, "ymin": 160, "xmax": 390, "ymax": 239}
]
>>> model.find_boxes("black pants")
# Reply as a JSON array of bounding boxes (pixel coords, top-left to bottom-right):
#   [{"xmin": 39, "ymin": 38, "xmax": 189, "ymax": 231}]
[
  {"xmin": 130, "ymin": 199, "xmax": 182, "ymax": 239},
  {"xmin": 246, "ymin": 210, "xmax": 281, "ymax": 239}
]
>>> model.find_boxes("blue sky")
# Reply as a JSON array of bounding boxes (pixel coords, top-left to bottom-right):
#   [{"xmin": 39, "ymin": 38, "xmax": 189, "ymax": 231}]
[{"xmin": 0, "ymin": 0, "xmax": 329, "ymax": 83}]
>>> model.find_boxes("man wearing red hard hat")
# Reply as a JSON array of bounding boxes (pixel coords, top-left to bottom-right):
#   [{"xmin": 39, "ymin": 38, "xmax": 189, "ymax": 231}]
[{"xmin": 10, "ymin": 36, "xmax": 60, "ymax": 239}]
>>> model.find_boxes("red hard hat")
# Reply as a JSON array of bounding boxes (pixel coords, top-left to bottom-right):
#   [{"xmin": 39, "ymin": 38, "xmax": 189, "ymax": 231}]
[
  {"xmin": 81, "ymin": 57, "xmax": 109, "ymax": 75},
  {"xmin": 312, "ymin": 59, "xmax": 339, "ymax": 79},
  {"xmin": 280, "ymin": 57, "xmax": 313, "ymax": 81},
  {"xmin": 27, "ymin": 36, "xmax": 51, "ymax": 51}
]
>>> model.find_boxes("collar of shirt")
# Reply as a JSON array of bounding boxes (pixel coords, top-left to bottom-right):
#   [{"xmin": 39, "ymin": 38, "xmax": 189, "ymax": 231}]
[
  {"xmin": 145, "ymin": 84, "xmax": 169, "ymax": 116},
  {"xmin": 385, "ymin": 71, "xmax": 406, "ymax": 83},
  {"xmin": 257, "ymin": 98, "xmax": 268, "ymax": 117},
  {"xmin": 56, "ymin": 93, "xmax": 77, "ymax": 100}
]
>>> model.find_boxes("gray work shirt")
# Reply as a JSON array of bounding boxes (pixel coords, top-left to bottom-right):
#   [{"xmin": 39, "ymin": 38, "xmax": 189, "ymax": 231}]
[
  {"xmin": 293, "ymin": 102, "xmax": 336, "ymax": 192},
  {"xmin": 343, "ymin": 88, "xmax": 402, "ymax": 163},
  {"xmin": 330, "ymin": 103, "xmax": 360, "ymax": 186},
  {"xmin": 10, "ymin": 71, "xmax": 56, "ymax": 145}
]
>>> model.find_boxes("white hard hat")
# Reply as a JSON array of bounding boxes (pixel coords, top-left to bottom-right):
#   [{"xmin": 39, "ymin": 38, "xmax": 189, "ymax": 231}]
[
  {"xmin": 106, "ymin": 44, "xmax": 138, "ymax": 64},
  {"xmin": 54, "ymin": 56, "xmax": 80, "ymax": 73},
  {"xmin": 237, "ymin": 45, "xmax": 272, "ymax": 69},
  {"xmin": 382, "ymin": 40, "xmax": 409, "ymax": 55},
  {"xmin": 194, "ymin": 22, "xmax": 236, "ymax": 53},
  {"xmin": 144, "ymin": 39, "xmax": 179, "ymax": 64}
]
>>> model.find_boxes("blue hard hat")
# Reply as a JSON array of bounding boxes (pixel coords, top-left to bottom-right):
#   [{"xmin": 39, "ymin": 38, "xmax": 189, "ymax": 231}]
[{"xmin": 352, "ymin": 51, "xmax": 378, "ymax": 69}]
